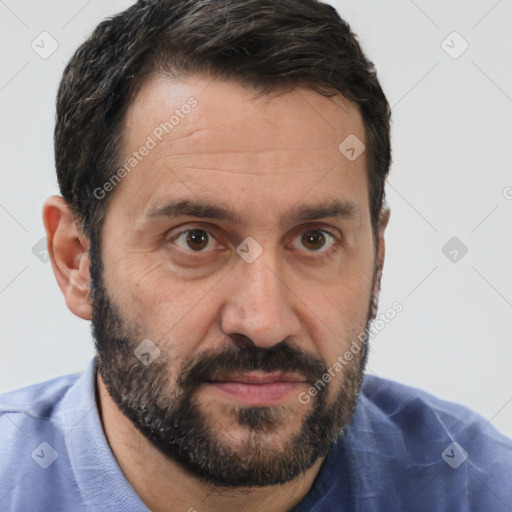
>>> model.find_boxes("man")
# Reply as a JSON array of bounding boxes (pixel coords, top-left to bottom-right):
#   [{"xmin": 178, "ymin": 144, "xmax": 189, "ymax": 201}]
[{"xmin": 1, "ymin": 0, "xmax": 511, "ymax": 510}]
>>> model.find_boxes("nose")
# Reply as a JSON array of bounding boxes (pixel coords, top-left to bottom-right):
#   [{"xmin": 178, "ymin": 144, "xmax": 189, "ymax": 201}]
[{"xmin": 220, "ymin": 256, "xmax": 301, "ymax": 348}]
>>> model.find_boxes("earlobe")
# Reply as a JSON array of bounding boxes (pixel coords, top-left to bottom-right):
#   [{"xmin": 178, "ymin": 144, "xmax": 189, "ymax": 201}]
[
  {"xmin": 42, "ymin": 195, "xmax": 92, "ymax": 320},
  {"xmin": 370, "ymin": 205, "xmax": 391, "ymax": 319},
  {"xmin": 377, "ymin": 205, "xmax": 390, "ymax": 264},
  {"xmin": 378, "ymin": 204, "xmax": 391, "ymax": 237}
]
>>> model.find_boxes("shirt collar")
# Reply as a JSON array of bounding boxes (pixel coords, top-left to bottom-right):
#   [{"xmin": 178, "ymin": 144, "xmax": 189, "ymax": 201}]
[{"xmin": 59, "ymin": 357, "xmax": 149, "ymax": 511}]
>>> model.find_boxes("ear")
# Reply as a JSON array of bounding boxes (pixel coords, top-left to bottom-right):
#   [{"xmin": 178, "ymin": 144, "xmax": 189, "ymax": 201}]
[
  {"xmin": 42, "ymin": 195, "xmax": 92, "ymax": 320},
  {"xmin": 370, "ymin": 204, "xmax": 391, "ymax": 319}
]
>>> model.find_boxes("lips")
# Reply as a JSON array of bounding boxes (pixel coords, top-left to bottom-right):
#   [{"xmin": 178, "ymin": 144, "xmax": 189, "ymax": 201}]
[
  {"xmin": 208, "ymin": 372, "xmax": 307, "ymax": 385},
  {"xmin": 205, "ymin": 372, "xmax": 308, "ymax": 405}
]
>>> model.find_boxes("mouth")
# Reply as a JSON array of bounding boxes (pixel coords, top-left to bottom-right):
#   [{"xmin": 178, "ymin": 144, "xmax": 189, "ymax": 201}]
[{"xmin": 204, "ymin": 372, "xmax": 308, "ymax": 405}]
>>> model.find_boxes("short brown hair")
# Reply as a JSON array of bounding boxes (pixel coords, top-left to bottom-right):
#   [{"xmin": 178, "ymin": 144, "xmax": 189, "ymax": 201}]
[{"xmin": 55, "ymin": 0, "xmax": 391, "ymax": 245}]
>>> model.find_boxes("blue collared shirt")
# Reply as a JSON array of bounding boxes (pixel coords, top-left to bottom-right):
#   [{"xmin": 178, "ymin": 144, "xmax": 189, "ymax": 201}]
[{"xmin": 1, "ymin": 358, "xmax": 511, "ymax": 511}]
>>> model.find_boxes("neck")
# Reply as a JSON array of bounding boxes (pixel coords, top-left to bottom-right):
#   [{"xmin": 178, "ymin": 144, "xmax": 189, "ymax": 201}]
[{"xmin": 96, "ymin": 374, "xmax": 326, "ymax": 512}]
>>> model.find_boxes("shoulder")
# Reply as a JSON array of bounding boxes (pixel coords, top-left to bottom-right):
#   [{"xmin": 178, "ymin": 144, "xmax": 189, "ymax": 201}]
[
  {"xmin": 342, "ymin": 375, "xmax": 512, "ymax": 510},
  {"xmin": 0, "ymin": 370, "xmax": 88, "ymax": 511},
  {"xmin": 359, "ymin": 374, "xmax": 511, "ymax": 442},
  {"xmin": 0, "ymin": 372, "xmax": 81, "ymax": 418},
  {"xmin": 359, "ymin": 374, "xmax": 492, "ymax": 430},
  {"xmin": 0, "ymin": 371, "xmax": 83, "ymax": 459}
]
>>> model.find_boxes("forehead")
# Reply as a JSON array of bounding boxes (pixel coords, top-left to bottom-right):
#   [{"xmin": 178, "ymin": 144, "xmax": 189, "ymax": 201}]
[
  {"xmin": 110, "ymin": 73, "xmax": 369, "ymax": 225},
  {"xmin": 123, "ymin": 73, "xmax": 364, "ymax": 155}
]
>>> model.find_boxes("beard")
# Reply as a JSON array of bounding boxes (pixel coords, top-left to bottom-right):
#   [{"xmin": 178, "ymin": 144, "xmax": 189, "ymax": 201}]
[{"xmin": 89, "ymin": 240, "xmax": 378, "ymax": 488}]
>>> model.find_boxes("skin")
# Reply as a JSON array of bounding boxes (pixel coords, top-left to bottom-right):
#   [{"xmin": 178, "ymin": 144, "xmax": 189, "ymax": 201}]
[{"xmin": 43, "ymin": 74, "xmax": 390, "ymax": 512}]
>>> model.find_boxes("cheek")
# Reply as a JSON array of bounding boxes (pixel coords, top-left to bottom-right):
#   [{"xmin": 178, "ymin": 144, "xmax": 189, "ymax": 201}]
[
  {"xmin": 104, "ymin": 252, "xmax": 221, "ymax": 355},
  {"xmin": 305, "ymin": 255, "xmax": 374, "ymax": 365}
]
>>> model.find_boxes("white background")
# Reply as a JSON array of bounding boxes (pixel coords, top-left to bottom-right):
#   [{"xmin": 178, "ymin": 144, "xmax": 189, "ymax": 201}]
[{"xmin": 1, "ymin": 0, "xmax": 511, "ymax": 438}]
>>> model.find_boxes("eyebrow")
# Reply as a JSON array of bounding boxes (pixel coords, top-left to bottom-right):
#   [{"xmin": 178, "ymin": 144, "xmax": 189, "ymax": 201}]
[
  {"xmin": 144, "ymin": 198, "xmax": 361, "ymax": 226},
  {"xmin": 286, "ymin": 199, "xmax": 361, "ymax": 224},
  {"xmin": 146, "ymin": 199, "xmax": 242, "ymax": 225}
]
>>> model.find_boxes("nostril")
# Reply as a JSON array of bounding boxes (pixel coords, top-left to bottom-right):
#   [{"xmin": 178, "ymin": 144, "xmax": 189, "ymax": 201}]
[{"xmin": 229, "ymin": 333, "xmax": 257, "ymax": 349}]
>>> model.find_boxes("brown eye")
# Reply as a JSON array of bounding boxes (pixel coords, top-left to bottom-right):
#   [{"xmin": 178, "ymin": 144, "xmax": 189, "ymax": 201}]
[
  {"xmin": 295, "ymin": 230, "xmax": 335, "ymax": 252},
  {"xmin": 175, "ymin": 229, "xmax": 215, "ymax": 252},
  {"xmin": 302, "ymin": 230, "xmax": 325, "ymax": 250}
]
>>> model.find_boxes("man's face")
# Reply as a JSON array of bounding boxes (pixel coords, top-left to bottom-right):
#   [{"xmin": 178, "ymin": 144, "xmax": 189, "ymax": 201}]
[{"xmin": 92, "ymin": 74, "xmax": 381, "ymax": 487}]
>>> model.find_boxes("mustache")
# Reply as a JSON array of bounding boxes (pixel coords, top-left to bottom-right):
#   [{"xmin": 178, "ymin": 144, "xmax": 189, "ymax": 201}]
[{"xmin": 177, "ymin": 341, "xmax": 328, "ymax": 392}]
